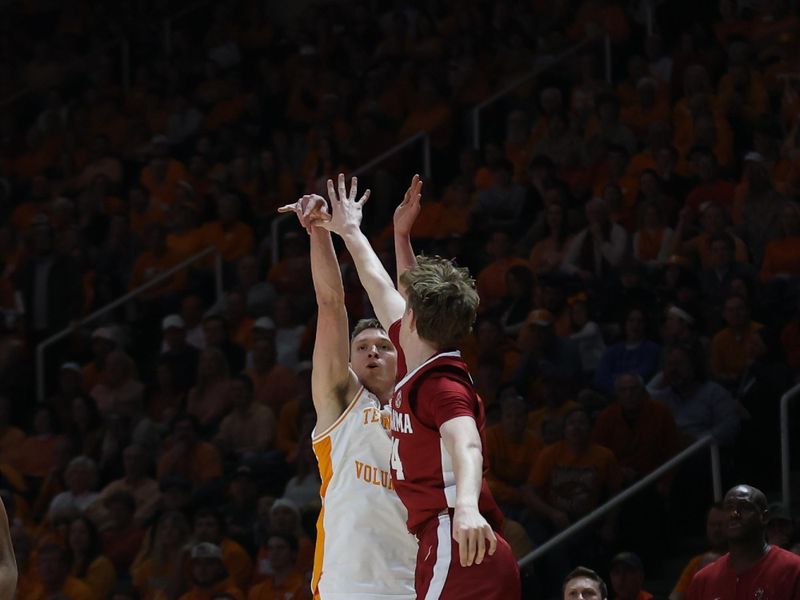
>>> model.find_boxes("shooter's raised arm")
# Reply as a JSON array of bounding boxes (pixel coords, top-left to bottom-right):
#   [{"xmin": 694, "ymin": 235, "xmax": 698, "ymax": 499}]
[{"xmin": 319, "ymin": 174, "xmax": 406, "ymax": 330}]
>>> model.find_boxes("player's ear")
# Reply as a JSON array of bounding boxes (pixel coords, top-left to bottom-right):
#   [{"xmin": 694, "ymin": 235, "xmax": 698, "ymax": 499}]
[{"xmin": 406, "ymin": 307, "xmax": 417, "ymax": 332}]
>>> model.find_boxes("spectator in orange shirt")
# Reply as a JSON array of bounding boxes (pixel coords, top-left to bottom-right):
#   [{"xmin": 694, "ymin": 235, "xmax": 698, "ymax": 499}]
[
  {"xmin": 214, "ymin": 374, "xmax": 276, "ymax": 461},
  {"xmin": 192, "ymin": 509, "xmax": 252, "ymax": 592},
  {"xmin": 476, "ymin": 229, "xmax": 532, "ymax": 314},
  {"xmin": 759, "ymin": 202, "xmax": 800, "ymax": 282},
  {"xmin": 710, "ymin": 294, "xmax": 765, "ymax": 388},
  {"xmin": 101, "ymin": 491, "xmax": 145, "ymax": 574},
  {"xmin": 129, "ymin": 225, "xmax": 186, "ymax": 300},
  {"xmin": 139, "ymin": 136, "xmax": 189, "ymax": 207},
  {"xmin": 201, "ymin": 194, "xmax": 254, "ymax": 265},
  {"xmin": 67, "ymin": 515, "xmax": 116, "ymax": 600},
  {"xmin": 179, "ymin": 542, "xmax": 243, "ymax": 600},
  {"xmin": 27, "ymin": 543, "xmax": 93, "ymax": 600},
  {"xmin": 485, "ymin": 394, "xmax": 543, "ymax": 518},
  {"xmin": 675, "ymin": 202, "xmax": 749, "ymax": 269},
  {"xmin": 247, "ymin": 533, "xmax": 304, "ymax": 600},
  {"xmin": 157, "ymin": 414, "xmax": 223, "ymax": 487},
  {"xmin": 245, "ymin": 333, "xmax": 300, "ymax": 418},
  {"xmin": 187, "ymin": 348, "xmax": 233, "ymax": 433},
  {"xmin": 132, "ymin": 510, "xmax": 192, "ymax": 600}
]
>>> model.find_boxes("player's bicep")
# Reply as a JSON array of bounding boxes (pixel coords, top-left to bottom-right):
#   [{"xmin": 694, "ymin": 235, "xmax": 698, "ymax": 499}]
[
  {"xmin": 311, "ymin": 301, "xmax": 356, "ymax": 419},
  {"xmin": 440, "ymin": 416, "xmax": 482, "ymax": 458}
]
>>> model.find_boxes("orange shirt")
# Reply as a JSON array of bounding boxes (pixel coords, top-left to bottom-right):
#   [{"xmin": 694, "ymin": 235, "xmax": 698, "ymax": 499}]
[
  {"xmin": 673, "ymin": 553, "xmax": 705, "ymax": 595},
  {"xmin": 0, "ymin": 426, "xmax": 25, "ymax": 462},
  {"xmin": 710, "ymin": 322, "xmax": 764, "ymax": 381},
  {"xmin": 759, "ymin": 237, "xmax": 800, "ymax": 282},
  {"xmin": 246, "ymin": 570, "xmax": 304, "ymax": 600},
  {"xmin": 275, "ymin": 399, "xmax": 301, "ymax": 459},
  {"xmin": 140, "ymin": 159, "xmax": 189, "ymax": 206},
  {"xmin": 25, "ymin": 575, "xmax": 93, "ymax": 600},
  {"xmin": 485, "ymin": 424, "xmax": 544, "ymax": 506},
  {"xmin": 178, "ymin": 579, "xmax": 243, "ymax": 600},
  {"xmin": 592, "ymin": 397, "xmax": 679, "ymax": 476},
  {"xmin": 72, "ymin": 555, "xmax": 116, "ymax": 600},
  {"xmin": 222, "ymin": 537, "xmax": 253, "ymax": 591},
  {"xmin": 130, "ymin": 204, "xmax": 167, "ymax": 237},
  {"xmin": 156, "ymin": 441, "xmax": 223, "ymax": 486},
  {"xmin": 167, "ymin": 229, "xmax": 207, "ymax": 262},
  {"xmin": 635, "ymin": 228, "xmax": 668, "ymax": 262},
  {"xmin": 529, "ymin": 441, "xmax": 622, "ymax": 518},
  {"xmin": 476, "ymin": 258, "xmax": 532, "ymax": 313},
  {"xmin": 9, "ymin": 434, "xmax": 58, "ymax": 479},
  {"xmin": 201, "ymin": 221, "xmax": 254, "ymax": 263},
  {"xmin": 132, "ymin": 556, "xmax": 180, "ymax": 600}
]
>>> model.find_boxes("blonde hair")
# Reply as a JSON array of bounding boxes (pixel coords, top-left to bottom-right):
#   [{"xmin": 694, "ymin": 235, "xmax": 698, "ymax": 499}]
[{"xmin": 399, "ymin": 255, "xmax": 479, "ymax": 349}]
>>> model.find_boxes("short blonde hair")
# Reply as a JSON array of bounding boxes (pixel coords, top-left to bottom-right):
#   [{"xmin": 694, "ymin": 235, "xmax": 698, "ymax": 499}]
[{"xmin": 399, "ymin": 256, "xmax": 479, "ymax": 350}]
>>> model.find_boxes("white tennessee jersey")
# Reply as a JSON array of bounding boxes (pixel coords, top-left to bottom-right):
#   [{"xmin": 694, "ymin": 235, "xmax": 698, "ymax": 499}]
[{"xmin": 311, "ymin": 386, "xmax": 417, "ymax": 599}]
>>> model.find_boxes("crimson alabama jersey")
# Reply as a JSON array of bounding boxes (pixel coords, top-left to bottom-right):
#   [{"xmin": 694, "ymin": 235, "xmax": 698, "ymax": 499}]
[{"xmin": 388, "ymin": 321, "xmax": 504, "ymax": 534}]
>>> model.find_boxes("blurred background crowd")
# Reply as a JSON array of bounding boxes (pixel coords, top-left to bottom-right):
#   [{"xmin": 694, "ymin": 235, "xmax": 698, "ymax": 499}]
[{"xmin": 0, "ymin": 0, "xmax": 798, "ymax": 598}]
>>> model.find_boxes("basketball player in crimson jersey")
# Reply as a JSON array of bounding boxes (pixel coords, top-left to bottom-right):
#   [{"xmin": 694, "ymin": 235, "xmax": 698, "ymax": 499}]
[{"xmin": 299, "ymin": 174, "xmax": 520, "ymax": 599}]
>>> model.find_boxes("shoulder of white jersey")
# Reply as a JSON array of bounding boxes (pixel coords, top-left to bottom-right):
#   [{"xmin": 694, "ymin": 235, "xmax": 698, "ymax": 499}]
[{"xmin": 312, "ymin": 384, "xmax": 368, "ymax": 442}]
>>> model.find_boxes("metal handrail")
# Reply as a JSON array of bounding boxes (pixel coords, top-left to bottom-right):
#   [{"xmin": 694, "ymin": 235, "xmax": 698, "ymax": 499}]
[
  {"xmin": 517, "ymin": 434, "xmax": 722, "ymax": 569},
  {"xmin": 470, "ymin": 35, "xmax": 602, "ymax": 149},
  {"xmin": 781, "ymin": 382, "xmax": 800, "ymax": 507},
  {"xmin": 270, "ymin": 132, "xmax": 431, "ymax": 265},
  {"xmin": 35, "ymin": 245, "xmax": 223, "ymax": 403}
]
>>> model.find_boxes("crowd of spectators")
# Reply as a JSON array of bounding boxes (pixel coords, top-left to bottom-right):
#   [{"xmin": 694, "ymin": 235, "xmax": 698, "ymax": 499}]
[{"xmin": 0, "ymin": 0, "xmax": 799, "ymax": 598}]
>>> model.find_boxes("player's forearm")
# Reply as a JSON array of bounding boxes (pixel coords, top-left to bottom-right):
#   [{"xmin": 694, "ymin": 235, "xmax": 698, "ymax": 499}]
[
  {"xmin": 310, "ymin": 228, "xmax": 345, "ymax": 306},
  {"xmin": 394, "ymin": 231, "xmax": 416, "ymax": 289},
  {"xmin": 452, "ymin": 442, "xmax": 484, "ymax": 509},
  {"xmin": 340, "ymin": 226, "xmax": 403, "ymax": 327}
]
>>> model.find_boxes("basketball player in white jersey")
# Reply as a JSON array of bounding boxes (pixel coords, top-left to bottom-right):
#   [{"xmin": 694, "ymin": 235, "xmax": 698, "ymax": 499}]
[{"xmin": 278, "ymin": 183, "xmax": 419, "ymax": 600}]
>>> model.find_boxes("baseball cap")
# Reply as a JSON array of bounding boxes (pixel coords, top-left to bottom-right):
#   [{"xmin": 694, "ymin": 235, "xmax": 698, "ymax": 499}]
[
  {"xmin": 162, "ymin": 315, "xmax": 185, "ymax": 331},
  {"xmin": 611, "ymin": 551, "xmax": 644, "ymax": 570},
  {"xmin": 744, "ymin": 151, "xmax": 765, "ymax": 163},
  {"xmin": 529, "ymin": 309, "xmax": 554, "ymax": 327},
  {"xmin": 253, "ymin": 317, "xmax": 276, "ymax": 331},
  {"xmin": 60, "ymin": 362, "xmax": 81, "ymax": 373},
  {"xmin": 271, "ymin": 497, "xmax": 300, "ymax": 519},
  {"xmin": 667, "ymin": 305, "xmax": 695, "ymax": 325},
  {"xmin": 190, "ymin": 542, "xmax": 223, "ymax": 560},
  {"xmin": 233, "ymin": 464, "xmax": 254, "ymax": 479}
]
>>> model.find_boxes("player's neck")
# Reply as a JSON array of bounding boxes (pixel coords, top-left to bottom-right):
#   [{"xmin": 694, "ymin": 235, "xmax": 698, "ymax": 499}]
[
  {"xmin": 403, "ymin": 337, "xmax": 441, "ymax": 374},
  {"xmin": 728, "ymin": 537, "xmax": 770, "ymax": 573}
]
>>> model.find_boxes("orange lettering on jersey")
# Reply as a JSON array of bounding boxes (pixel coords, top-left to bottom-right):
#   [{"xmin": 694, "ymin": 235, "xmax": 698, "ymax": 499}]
[
  {"xmin": 353, "ymin": 460, "xmax": 393, "ymax": 490},
  {"xmin": 362, "ymin": 407, "xmax": 382, "ymax": 425}
]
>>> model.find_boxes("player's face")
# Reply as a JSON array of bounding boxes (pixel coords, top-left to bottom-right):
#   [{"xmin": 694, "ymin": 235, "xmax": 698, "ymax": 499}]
[
  {"xmin": 564, "ymin": 577, "xmax": 603, "ymax": 600},
  {"xmin": 351, "ymin": 328, "xmax": 397, "ymax": 394}
]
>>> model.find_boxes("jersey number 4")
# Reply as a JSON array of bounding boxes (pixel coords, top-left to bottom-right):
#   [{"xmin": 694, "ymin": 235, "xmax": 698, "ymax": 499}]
[{"xmin": 391, "ymin": 437, "xmax": 405, "ymax": 480}]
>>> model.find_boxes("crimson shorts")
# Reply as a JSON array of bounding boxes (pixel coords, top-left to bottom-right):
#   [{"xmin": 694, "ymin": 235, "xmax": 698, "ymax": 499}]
[{"xmin": 414, "ymin": 510, "xmax": 521, "ymax": 600}]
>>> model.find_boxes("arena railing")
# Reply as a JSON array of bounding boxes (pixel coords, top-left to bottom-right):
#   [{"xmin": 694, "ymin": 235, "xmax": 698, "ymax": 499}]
[
  {"xmin": 781, "ymin": 382, "xmax": 800, "ymax": 507},
  {"xmin": 35, "ymin": 245, "xmax": 223, "ymax": 403},
  {"xmin": 269, "ymin": 131, "xmax": 431, "ymax": 265},
  {"xmin": 517, "ymin": 434, "xmax": 722, "ymax": 569},
  {"xmin": 470, "ymin": 33, "xmax": 611, "ymax": 150}
]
